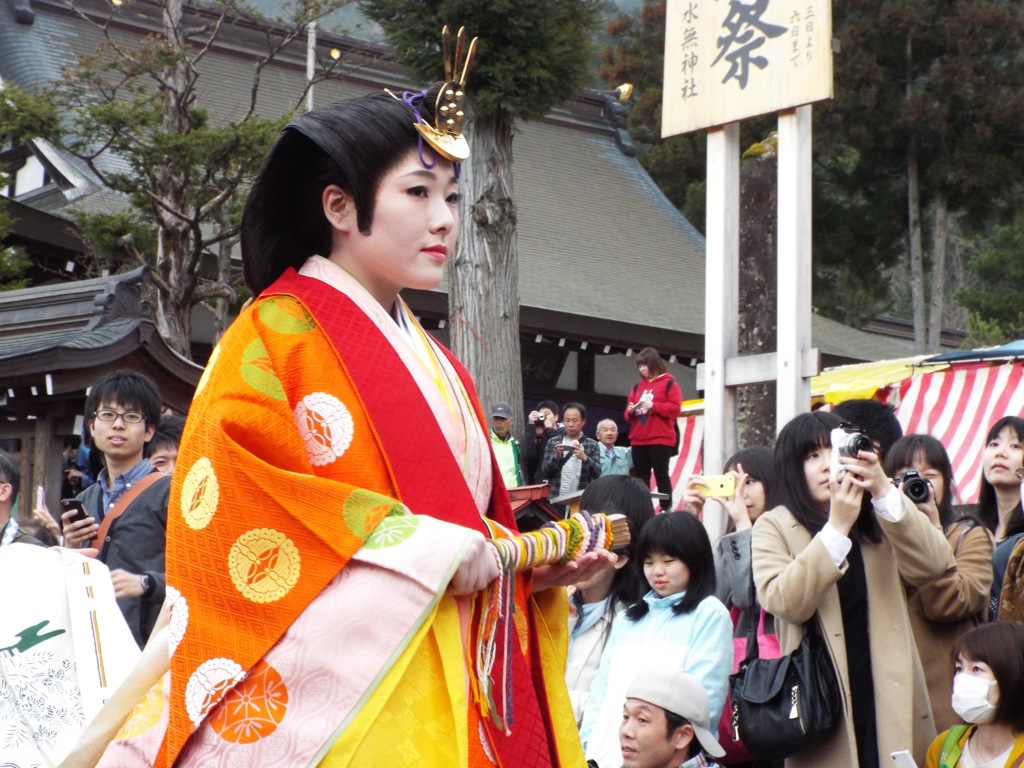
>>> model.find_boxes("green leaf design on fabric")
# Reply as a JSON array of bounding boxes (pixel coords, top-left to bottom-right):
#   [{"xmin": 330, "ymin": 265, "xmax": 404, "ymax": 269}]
[
  {"xmin": 240, "ymin": 338, "xmax": 287, "ymax": 401},
  {"xmin": 343, "ymin": 489, "xmax": 402, "ymax": 539},
  {"xmin": 363, "ymin": 514, "xmax": 420, "ymax": 550},
  {"xmin": 258, "ymin": 297, "xmax": 316, "ymax": 335}
]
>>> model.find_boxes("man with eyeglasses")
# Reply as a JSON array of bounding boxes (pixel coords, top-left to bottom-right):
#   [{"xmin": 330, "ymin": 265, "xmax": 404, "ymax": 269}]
[{"xmin": 61, "ymin": 369, "xmax": 171, "ymax": 649}]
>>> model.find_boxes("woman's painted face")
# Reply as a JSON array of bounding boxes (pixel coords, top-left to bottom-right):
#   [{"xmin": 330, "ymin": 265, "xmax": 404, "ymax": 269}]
[
  {"xmin": 982, "ymin": 426, "xmax": 1024, "ymax": 489},
  {"xmin": 330, "ymin": 148, "xmax": 459, "ymax": 309},
  {"xmin": 804, "ymin": 444, "xmax": 832, "ymax": 509}
]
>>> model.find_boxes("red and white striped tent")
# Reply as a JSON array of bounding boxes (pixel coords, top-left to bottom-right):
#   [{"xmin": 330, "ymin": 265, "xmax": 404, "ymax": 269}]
[{"xmin": 666, "ymin": 350, "xmax": 1024, "ymax": 509}]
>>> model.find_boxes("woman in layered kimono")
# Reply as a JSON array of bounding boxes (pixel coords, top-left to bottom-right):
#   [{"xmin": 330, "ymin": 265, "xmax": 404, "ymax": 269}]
[{"xmin": 78, "ymin": 30, "xmax": 608, "ymax": 768}]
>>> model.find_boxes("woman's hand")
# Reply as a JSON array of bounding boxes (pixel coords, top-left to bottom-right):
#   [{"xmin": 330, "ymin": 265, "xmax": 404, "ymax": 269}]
[
  {"xmin": 532, "ymin": 550, "xmax": 617, "ymax": 592},
  {"xmin": 721, "ymin": 466, "xmax": 753, "ymax": 531},
  {"xmin": 682, "ymin": 475, "xmax": 707, "ymax": 517},
  {"xmin": 828, "ymin": 471, "xmax": 863, "ymax": 536},
  {"xmin": 839, "ymin": 450, "xmax": 893, "ymax": 500},
  {"xmin": 449, "ymin": 534, "xmax": 501, "ymax": 595},
  {"xmin": 912, "ymin": 481, "xmax": 942, "ymax": 528}
]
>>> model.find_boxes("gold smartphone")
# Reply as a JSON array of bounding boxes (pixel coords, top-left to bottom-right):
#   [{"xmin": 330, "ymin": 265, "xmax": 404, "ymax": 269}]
[{"xmin": 701, "ymin": 474, "xmax": 736, "ymax": 498}]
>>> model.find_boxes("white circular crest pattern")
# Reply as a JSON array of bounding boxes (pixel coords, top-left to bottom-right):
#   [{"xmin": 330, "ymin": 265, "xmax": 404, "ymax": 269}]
[
  {"xmin": 166, "ymin": 585, "xmax": 188, "ymax": 657},
  {"xmin": 293, "ymin": 392, "xmax": 354, "ymax": 466},
  {"xmin": 185, "ymin": 657, "xmax": 245, "ymax": 728}
]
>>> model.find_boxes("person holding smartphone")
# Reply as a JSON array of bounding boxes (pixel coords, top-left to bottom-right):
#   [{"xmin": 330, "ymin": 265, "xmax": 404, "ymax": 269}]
[{"xmin": 60, "ymin": 369, "xmax": 169, "ymax": 650}]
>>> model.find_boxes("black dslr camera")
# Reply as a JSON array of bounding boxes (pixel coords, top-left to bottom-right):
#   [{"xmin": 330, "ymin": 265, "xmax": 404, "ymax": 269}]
[{"xmin": 896, "ymin": 470, "xmax": 931, "ymax": 503}]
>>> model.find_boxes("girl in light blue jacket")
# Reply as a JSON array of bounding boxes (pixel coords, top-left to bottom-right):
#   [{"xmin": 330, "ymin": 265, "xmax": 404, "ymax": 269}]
[{"xmin": 580, "ymin": 511, "xmax": 733, "ymax": 768}]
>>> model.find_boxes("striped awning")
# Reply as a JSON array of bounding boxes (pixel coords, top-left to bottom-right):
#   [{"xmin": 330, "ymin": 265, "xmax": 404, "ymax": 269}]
[{"xmin": 898, "ymin": 361, "xmax": 1024, "ymax": 504}]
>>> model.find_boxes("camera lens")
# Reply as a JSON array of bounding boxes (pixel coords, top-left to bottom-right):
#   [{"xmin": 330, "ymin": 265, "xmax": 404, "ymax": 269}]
[
  {"xmin": 899, "ymin": 471, "xmax": 930, "ymax": 504},
  {"xmin": 837, "ymin": 431, "xmax": 875, "ymax": 459}
]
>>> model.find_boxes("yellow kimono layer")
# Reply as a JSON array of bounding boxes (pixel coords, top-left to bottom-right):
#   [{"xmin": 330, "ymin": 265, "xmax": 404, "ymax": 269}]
[{"xmin": 95, "ymin": 258, "xmax": 582, "ymax": 767}]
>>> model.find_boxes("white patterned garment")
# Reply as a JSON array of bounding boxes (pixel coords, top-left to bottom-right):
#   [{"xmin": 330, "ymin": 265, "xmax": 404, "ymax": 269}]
[{"xmin": 0, "ymin": 546, "xmax": 140, "ymax": 766}]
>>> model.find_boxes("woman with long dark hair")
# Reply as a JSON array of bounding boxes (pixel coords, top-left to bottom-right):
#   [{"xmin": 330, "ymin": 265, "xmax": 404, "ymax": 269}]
[
  {"xmin": 625, "ymin": 347, "xmax": 683, "ymax": 511},
  {"xmin": 752, "ymin": 411, "xmax": 953, "ymax": 768},
  {"xmin": 886, "ymin": 434, "xmax": 993, "ymax": 731},
  {"xmin": 684, "ymin": 445, "xmax": 776, "ymax": 637},
  {"xmin": 976, "ymin": 416, "xmax": 1024, "ymax": 617}
]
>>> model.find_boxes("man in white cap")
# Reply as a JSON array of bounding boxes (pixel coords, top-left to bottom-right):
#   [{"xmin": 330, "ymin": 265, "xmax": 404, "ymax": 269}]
[{"xmin": 617, "ymin": 667, "xmax": 726, "ymax": 768}]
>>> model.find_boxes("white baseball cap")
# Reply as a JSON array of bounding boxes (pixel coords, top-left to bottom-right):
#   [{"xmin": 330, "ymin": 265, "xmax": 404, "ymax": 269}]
[{"xmin": 625, "ymin": 668, "xmax": 726, "ymax": 758}]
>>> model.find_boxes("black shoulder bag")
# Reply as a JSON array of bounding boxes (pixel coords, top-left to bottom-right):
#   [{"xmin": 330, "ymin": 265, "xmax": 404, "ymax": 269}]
[{"xmin": 727, "ymin": 621, "xmax": 840, "ymax": 761}]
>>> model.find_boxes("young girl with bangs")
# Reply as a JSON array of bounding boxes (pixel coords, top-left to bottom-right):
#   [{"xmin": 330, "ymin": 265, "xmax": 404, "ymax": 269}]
[
  {"xmin": 579, "ymin": 511, "xmax": 733, "ymax": 768},
  {"xmin": 752, "ymin": 411, "xmax": 953, "ymax": 768},
  {"xmin": 886, "ymin": 434, "xmax": 994, "ymax": 731}
]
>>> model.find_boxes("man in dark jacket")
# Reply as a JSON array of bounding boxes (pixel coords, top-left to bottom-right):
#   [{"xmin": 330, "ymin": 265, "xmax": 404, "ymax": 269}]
[{"xmin": 61, "ymin": 370, "xmax": 170, "ymax": 648}]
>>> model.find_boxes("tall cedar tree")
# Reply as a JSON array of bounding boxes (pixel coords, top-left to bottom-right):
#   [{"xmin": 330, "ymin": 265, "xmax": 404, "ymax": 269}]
[
  {"xmin": 815, "ymin": 0, "xmax": 1024, "ymax": 344},
  {"xmin": 1, "ymin": 0, "xmax": 351, "ymax": 359},
  {"xmin": 361, "ymin": 0, "xmax": 602, "ymax": 416}
]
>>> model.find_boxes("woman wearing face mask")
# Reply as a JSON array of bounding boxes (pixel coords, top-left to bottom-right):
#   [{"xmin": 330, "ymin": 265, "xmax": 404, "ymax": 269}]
[{"xmin": 925, "ymin": 622, "xmax": 1024, "ymax": 768}]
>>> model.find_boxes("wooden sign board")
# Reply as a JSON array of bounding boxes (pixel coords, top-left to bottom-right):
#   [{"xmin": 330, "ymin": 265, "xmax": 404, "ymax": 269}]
[{"xmin": 662, "ymin": 0, "xmax": 833, "ymax": 137}]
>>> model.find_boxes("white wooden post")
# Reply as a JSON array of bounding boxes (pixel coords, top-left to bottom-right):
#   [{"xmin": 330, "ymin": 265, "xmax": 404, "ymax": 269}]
[
  {"xmin": 776, "ymin": 105, "xmax": 814, "ymax": 431},
  {"xmin": 702, "ymin": 122, "xmax": 740, "ymax": 542}
]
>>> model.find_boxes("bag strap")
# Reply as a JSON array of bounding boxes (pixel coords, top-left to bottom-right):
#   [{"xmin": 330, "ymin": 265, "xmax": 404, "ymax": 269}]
[
  {"xmin": 937, "ymin": 725, "xmax": 971, "ymax": 768},
  {"xmin": 93, "ymin": 471, "xmax": 165, "ymax": 545}
]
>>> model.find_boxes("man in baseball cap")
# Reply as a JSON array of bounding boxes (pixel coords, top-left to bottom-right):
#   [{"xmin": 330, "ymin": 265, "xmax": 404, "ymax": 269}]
[
  {"xmin": 618, "ymin": 666, "xmax": 726, "ymax": 768},
  {"xmin": 489, "ymin": 401, "xmax": 524, "ymax": 488}
]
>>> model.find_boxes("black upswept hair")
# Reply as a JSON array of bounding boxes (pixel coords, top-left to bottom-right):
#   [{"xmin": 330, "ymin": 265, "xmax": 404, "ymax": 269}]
[
  {"xmin": 774, "ymin": 411, "xmax": 881, "ymax": 543},
  {"xmin": 241, "ymin": 87, "xmax": 450, "ymax": 296},
  {"xmin": 626, "ymin": 511, "xmax": 717, "ymax": 620}
]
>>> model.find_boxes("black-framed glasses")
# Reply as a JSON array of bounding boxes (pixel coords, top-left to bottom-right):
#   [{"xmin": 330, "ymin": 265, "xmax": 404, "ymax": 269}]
[{"xmin": 94, "ymin": 409, "xmax": 145, "ymax": 424}]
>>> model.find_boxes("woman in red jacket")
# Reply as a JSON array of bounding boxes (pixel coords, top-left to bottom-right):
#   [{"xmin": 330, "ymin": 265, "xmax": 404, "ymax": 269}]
[{"xmin": 625, "ymin": 347, "xmax": 683, "ymax": 512}]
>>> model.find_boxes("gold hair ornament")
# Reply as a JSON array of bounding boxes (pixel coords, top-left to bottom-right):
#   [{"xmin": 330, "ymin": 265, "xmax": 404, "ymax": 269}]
[{"xmin": 413, "ymin": 25, "xmax": 478, "ymax": 162}]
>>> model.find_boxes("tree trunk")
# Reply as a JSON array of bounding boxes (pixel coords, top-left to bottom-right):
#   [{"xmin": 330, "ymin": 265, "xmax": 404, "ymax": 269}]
[
  {"xmin": 906, "ymin": 33, "xmax": 926, "ymax": 353},
  {"xmin": 448, "ymin": 113, "xmax": 523, "ymax": 417},
  {"xmin": 907, "ymin": 138, "xmax": 926, "ymax": 353},
  {"xmin": 926, "ymin": 191, "xmax": 948, "ymax": 351},
  {"xmin": 736, "ymin": 152, "xmax": 778, "ymax": 448},
  {"xmin": 152, "ymin": 0, "xmax": 195, "ymax": 358}
]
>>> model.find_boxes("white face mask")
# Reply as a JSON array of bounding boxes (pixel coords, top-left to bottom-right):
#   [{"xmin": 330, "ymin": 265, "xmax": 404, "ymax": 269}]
[{"xmin": 951, "ymin": 673, "xmax": 998, "ymax": 724}]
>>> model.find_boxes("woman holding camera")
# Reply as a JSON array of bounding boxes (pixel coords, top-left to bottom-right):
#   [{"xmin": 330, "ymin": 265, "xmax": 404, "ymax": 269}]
[
  {"xmin": 924, "ymin": 622, "xmax": 1024, "ymax": 768},
  {"xmin": 625, "ymin": 347, "xmax": 683, "ymax": 511},
  {"xmin": 751, "ymin": 411, "xmax": 953, "ymax": 768},
  {"xmin": 886, "ymin": 434, "xmax": 994, "ymax": 731},
  {"xmin": 684, "ymin": 445, "xmax": 776, "ymax": 638}
]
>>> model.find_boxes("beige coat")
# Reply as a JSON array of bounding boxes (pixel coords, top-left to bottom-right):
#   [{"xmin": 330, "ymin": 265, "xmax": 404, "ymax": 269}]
[
  {"xmin": 752, "ymin": 498, "xmax": 955, "ymax": 768},
  {"xmin": 907, "ymin": 522, "xmax": 993, "ymax": 731}
]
